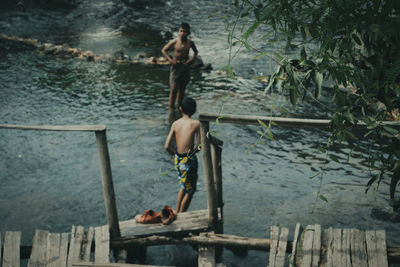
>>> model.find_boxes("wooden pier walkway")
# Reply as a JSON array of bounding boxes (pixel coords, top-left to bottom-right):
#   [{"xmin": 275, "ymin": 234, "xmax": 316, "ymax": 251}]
[{"xmin": 0, "ymin": 222, "xmax": 393, "ymax": 267}]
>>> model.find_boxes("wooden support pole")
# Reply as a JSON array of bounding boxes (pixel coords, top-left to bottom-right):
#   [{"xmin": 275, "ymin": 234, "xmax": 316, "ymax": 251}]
[
  {"xmin": 200, "ymin": 121, "xmax": 218, "ymax": 229},
  {"xmin": 210, "ymin": 140, "xmax": 223, "ymax": 232},
  {"xmin": 95, "ymin": 130, "xmax": 121, "ymax": 240},
  {"xmin": 210, "ymin": 138, "xmax": 224, "ymax": 262}
]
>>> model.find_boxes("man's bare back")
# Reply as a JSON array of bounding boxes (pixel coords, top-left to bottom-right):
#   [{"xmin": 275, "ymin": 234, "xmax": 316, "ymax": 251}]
[{"xmin": 165, "ymin": 116, "xmax": 200, "ymax": 155}]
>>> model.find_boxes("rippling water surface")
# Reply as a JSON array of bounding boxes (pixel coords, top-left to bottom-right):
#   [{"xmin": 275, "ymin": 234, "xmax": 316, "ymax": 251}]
[{"xmin": 1, "ymin": 1, "xmax": 399, "ymax": 266}]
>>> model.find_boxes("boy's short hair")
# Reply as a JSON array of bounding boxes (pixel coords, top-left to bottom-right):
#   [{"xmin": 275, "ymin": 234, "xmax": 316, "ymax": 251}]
[
  {"xmin": 180, "ymin": 97, "xmax": 196, "ymax": 116},
  {"xmin": 180, "ymin": 22, "xmax": 191, "ymax": 34}
]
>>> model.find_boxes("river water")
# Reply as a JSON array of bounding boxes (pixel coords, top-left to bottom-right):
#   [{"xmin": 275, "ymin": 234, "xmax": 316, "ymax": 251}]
[{"xmin": 1, "ymin": 0, "xmax": 399, "ymax": 266}]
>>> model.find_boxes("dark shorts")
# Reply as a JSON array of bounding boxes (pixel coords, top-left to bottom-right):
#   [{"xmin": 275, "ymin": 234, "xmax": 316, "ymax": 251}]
[
  {"xmin": 174, "ymin": 153, "xmax": 198, "ymax": 193},
  {"xmin": 170, "ymin": 64, "xmax": 190, "ymax": 89}
]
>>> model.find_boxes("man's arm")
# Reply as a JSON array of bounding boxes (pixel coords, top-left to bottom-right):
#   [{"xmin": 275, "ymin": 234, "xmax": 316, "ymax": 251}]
[
  {"xmin": 164, "ymin": 124, "xmax": 176, "ymax": 155},
  {"xmin": 161, "ymin": 39, "xmax": 177, "ymax": 65},
  {"xmin": 184, "ymin": 41, "xmax": 198, "ymax": 65}
]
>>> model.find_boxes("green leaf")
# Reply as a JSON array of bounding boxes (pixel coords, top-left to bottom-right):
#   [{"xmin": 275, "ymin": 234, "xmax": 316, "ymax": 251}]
[
  {"xmin": 383, "ymin": 126, "xmax": 399, "ymax": 136},
  {"xmin": 287, "ymin": 85, "xmax": 297, "ymax": 107},
  {"xmin": 300, "ymin": 46, "xmax": 307, "ymax": 61},
  {"xmin": 352, "ymin": 34, "xmax": 361, "ymax": 45},
  {"xmin": 267, "ymin": 128, "xmax": 274, "ymax": 140},
  {"xmin": 258, "ymin": 119, "xmax": 268, "ymax": 128},
  {"xmin": 300, "ymin": 26, "xmax": 306, "ymax": 40},
  {"xmin": 329, "ymin": 154, "xmax": 339, "ymax": 162},
  {"xmin": 390, "ymin": 168, "xmax": 400, "ymax": 198},
  {"xmin": 319, "ymin": 194, "xmax": 328, "ymax": 202},
  {"xmin": 243, "ymin": 21, "xmax": 260, "ymax": 39},
  {"xmin": 279, "ymin": 106, "xmax": 290, "ymax": 115},
  {"xmin": 224, "ymin": 65, "xmax": 236, "ymax": 79}
]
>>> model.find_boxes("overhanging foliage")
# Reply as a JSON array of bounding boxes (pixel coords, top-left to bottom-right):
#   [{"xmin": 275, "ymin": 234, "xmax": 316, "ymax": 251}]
[{"xmin": 228, "ymin": 0, "xmax": 400, "ymax": 201}]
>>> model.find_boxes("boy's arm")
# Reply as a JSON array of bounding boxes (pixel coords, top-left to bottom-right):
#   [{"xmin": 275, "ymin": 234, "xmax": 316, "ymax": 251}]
[
  {"xmin": 184, "ymin": 41, "xmax": 198, "ymax": 65},
  {"xmin": 161, "ymin": 39, "xmax": 177, "ymax": 65},
  {"xmin": 164, "ymin": 124, "xmax": 176, "ymax": 155}
]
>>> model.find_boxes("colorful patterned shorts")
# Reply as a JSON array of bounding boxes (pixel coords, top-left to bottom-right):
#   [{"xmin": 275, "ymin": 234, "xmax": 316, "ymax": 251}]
[{"xmin": 174, "ymin": 153, "xmax": 198, "ymax": 193}]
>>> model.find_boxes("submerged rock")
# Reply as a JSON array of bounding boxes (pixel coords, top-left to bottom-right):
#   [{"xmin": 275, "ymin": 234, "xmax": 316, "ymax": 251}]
[{"xmin": 0, "ymin": 33, "xmax": 212, "ymax": 70}]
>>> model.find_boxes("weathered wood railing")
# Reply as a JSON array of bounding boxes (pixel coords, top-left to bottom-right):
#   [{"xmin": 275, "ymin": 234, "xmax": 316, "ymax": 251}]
[{"xmin": 0, "ymin": 124, "xmax": 121, "ymax": 241}]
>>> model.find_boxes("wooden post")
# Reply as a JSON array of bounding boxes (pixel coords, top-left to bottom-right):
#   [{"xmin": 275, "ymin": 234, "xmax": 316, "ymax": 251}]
[
  {"xmin": 95, "ymin": 130, "xmax": 121, "ymax": 240},
  {"xmin": 200, "ymin": 121, "xmax": 218, "ymax": 229},
  {"xmin": 211, "ymin": 139, "xmax": 223, "ymax": 262},
  {"xmin": 210, "ymin": 138, "xmax": 223, "ymax": 232}
]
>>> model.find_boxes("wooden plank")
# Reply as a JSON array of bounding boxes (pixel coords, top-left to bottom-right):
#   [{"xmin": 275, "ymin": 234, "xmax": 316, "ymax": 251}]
[
  {"xmin": 47, "ymin": 233, "xmax": 60, "ymax": 267},
  {"xmin": 321, "ymin": 228, "xmax": 331, "ymax": 267},
  {"xmin": 269, "ymin": 226, "xmax": 279, "ymax": 267},
  {"xmin": 276, "ymin": 227, "xmax": 289, "ymax": 267},
  {"xmin": 3, "ymin": 231, "xmax": 21, "ymax": 267},
  {"xmin": 366, "ymin": 230, "xmax": 378, "ymax": 267},
  {"xmin": 350, "ymin": 228, "xmax": 368, "ymax": 267},
  {"xmin": 82, "ymin": 227, "xmax": 94, "ymax": 262},
  {"xmin": 72, "ymin": 262, "xmax": 175, "ymax": 267},
  {"xmin": 0, "ymin": 124, "xmax": 106, "ymax": 132},
  {"xmin": 290, "ymin": 223, "xmax": 301, "ymax": 267},
  {"xmin": 198, "ymin": 246, "xmax": 215, "ymax": 267},
  {"xmin": 46, "ymin": 232, "xmax": 69, "ymax": 267},
  {"xmin": 311, "ymin": 224, "xmax": 321, "ymax": 267},
  {"xmin": 301, "ymin": 225, "xmax": 314, "ymax": 267},
  {"xmin": 119, "ymin": 209, "xmax": 211, "ymax": 237},
  {"xmin": 59, "ymin": 233, "xmax": 69, "ymax": 267},
  {"xmin": 332, "ymin": 229, "xmax": 342, "ymax": 267},
  {"xmin": 375, "ymin": 230, "xmax": 388, "ymax": 267},
  {"xmin": 68, "ymin": 226, "xmax": 85, "ymax": 267},
  {"xmin": 95, "ymin": 225, "xmax": 110, "ymax": 263},
  {"xmin": 341, "ymin": 229, "xmax": 351, "ymax": 267},
  {"xmin": 28, "ymin": 229, "xmax": 49, "ymax": 267}
]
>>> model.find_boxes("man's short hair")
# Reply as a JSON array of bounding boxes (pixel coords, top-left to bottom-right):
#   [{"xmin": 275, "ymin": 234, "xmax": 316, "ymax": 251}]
[
  {"xmin": 180, "ymin": 97, "xmax": 196, "ymax": 116},
  {"xmin": 180, "ymin": 22, "xmax": 191, "ymax": 34}
]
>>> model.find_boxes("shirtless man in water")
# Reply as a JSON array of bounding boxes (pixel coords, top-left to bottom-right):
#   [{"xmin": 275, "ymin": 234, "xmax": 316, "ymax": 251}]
[
  {"xmin": 164, "ymin": 97, "xmax": 200, "ymax": 213},
  {"xmin": 161, "ymin": 23, "xmax": 198, "ymax": 116}
]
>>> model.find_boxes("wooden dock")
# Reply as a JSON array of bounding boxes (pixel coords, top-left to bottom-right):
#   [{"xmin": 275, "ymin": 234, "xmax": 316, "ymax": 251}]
[
  {"xmin": 1, "ymin": 222, "xmax": 395, "ymax": 267},
  {"xmin": 1, "ymin": 119, "xmax": 399, "ymax": 266}
]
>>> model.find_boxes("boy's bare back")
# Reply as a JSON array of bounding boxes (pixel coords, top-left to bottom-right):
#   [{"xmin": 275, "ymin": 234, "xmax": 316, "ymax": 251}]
[{"xmin": 165, "ymin": 116, "xmax": 200, "ymax": 155}]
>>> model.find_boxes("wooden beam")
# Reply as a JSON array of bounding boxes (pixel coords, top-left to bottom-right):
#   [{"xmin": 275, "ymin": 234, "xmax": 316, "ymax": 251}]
[
  {"xmin": 111, "ymin": 233, "xmax": 273, "ymax": 251},
  {"xmin": 199, "ymin": 112, "xmax": 400, "ymax": 128},
  {"xmin": 0, "ymin": 124, "xmax": 106, "ymax": 132}
]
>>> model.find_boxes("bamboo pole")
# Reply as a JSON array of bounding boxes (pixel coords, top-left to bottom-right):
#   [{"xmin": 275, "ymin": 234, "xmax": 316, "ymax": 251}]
[
  {"xmin": 210, "ymin": 139, "xmax": 223, "ymax": 234},
  {"xmin": 210, "ymin": 138, "xmax": 224, "ymax": 262},
  {"xmin": 0, "ymin": 124, "xmax": 106, "ymax": 131},
  {"xmin": 199, "ymin": 112, "xmax": 400, "ymax": 128},
  {"xmin": 200, "ymin": 121, "xmax": 218, "ymax": 229},
  {"xmin": 95, "ymin": 130, "xmax": 121, "ymax": 240}
]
